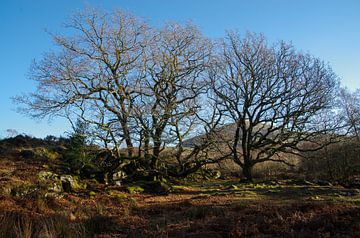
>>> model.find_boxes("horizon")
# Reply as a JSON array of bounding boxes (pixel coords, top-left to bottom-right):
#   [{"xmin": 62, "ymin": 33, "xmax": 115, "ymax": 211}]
[{"xmin": 1, "ymin": 0, "xmax": 360, "ymax": 138}]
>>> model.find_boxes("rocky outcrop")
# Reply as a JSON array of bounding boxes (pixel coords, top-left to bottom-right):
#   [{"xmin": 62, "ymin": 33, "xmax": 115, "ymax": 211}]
[{"xmin": 37, "ymin": 171, "xmax": 86, "ymax": 195}]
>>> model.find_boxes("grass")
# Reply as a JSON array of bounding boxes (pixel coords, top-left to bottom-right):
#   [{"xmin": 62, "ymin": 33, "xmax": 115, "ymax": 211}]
[
  {"xmin": 1, "ymin": 147, "xmax": 360, "ymax": 237},
  {"xmin": 1, "ymin": 178, "xmax": 359, "ymax": 237}
]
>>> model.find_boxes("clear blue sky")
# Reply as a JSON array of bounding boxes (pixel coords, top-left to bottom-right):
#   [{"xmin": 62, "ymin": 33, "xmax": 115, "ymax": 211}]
[{"xmin": 1, "ymin": 0, "xmax": 359, "ymax": 138}]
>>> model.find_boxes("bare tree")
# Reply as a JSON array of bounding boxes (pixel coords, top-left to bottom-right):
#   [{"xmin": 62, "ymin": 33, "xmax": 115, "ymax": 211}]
[
  {"xmin": 14, "ymin": 9, "xmax": 225, "ymax": 180},
  {"xmin": 209, "ymin": 32, "xmax": 339, "ymax": 181},
  {"xmin": 15, "ymin": 9, "xmax": 149, "ymax": 158},
  {"xmin": 133, "ymin": 23, "xmax": 226, "ymax": 176},
  {"xmin": 338, "ymin": 87, "xmax": 360, "ymax": 140}
]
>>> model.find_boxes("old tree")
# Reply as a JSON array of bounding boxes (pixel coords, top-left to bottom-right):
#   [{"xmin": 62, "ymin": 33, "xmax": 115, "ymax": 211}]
[
  {"xmin": 16, "ymin": 9, "xmax": 339, "ymax": 182},
  {"xmin": 15, "ymin": 10, "xmax": 222, "ymax": 180},
  {"xmin": 210, "ymin": 33, "xmax": 339, "ymax": 181}
]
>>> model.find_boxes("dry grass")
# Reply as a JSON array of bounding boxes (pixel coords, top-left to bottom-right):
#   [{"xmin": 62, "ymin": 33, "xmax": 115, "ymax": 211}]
[
  {"xmin": 0, "ymin": 142, "xmax": 359, "ymax": 237},
  {"xmin": 0, "ymin": 178, "xmax": 359, "ymax": 237}
]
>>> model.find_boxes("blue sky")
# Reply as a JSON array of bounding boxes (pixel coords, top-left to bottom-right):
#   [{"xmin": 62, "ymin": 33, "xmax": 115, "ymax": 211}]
[{"xmin": 1, "ymin": 0, "xmax": 359, "ymax": 138}]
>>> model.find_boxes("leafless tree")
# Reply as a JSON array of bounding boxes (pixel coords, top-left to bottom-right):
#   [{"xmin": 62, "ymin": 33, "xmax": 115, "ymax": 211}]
[
  {"xmin": 132, "ymin": 23, "xmax": 227, "ymax": 176},
  {"xmin": 338, "ymin": 87, "xmax": 360, "ymax": 140},
  {"xmin": 15, "ymin": 9, "xmax": 149, "ymax": 158},
  {"xmin": 14, "ymin": 8, "xmax": 344, "ymax": 182},
  {"xmin": 209, "ymin": 32, "xmax": 339, "ymax": 181},
  {"xmin": 14, "ymin": 9, "xmax": 226, "ymax": 179}
]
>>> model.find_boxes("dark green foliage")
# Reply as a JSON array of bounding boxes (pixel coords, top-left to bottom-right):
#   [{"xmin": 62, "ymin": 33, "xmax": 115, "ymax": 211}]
[
  {"xmin": 19, "ymin": 149, "xmax": 36, "ymax": 159},
  {"xmin": 64, "ymin": 120, "xmax": 95, "ymax": 174}
]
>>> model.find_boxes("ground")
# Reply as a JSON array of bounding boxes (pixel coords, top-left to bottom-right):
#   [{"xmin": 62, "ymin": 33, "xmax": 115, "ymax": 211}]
[{"xmin": 0, "ymin": 149, "xmax": 360, "ymax": 237}]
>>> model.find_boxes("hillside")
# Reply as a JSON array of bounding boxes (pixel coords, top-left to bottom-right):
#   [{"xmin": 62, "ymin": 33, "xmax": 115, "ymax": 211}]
[
  {"xmin": 0, "ymin": 136, "xmax": 359, "ymax": 237},
  {"xmin": 182, "ymin": 121, "xmax": 277, "ymax": 148}
]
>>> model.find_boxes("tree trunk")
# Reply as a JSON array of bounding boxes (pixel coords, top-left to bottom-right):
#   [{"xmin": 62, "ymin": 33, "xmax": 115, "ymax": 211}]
[
  {"xmin": 151, "ymin": 141, "xmax": 161, "ymax": 169},
  {"xmin": 120, "ymin": 120, "xmax": 134, "ymax": 157},
  {"xmin": 242, "ymin": 163, "xmax": 253, "ymax": 182}
]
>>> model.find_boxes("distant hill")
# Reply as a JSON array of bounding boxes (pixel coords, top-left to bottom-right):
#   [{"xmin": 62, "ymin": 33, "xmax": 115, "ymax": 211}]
[{"xmin": 183, "ymin": 121, "xmax": 276, "ymax": 148}]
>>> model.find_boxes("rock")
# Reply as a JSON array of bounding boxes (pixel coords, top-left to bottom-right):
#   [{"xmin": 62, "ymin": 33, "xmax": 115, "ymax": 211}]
[
  {"xmin": 47, "ymin": 182, "xmax": 63, "ymax": 194},
  {"xmin": 146, "ymin": 181, "xmax": 171, "ymax": 194},
  {"xmin": 213, "ymin": 170, "xmax": 222, "ymax": 179},
  {"xmin": 69, "ymin": 212, "xmax": 76, "ymax": 221},
  {"xmin": 37, "ymin": 171, "xmax": 63, "ymax": 196},
  {"xmin": 113, "ymin": 171, "xmax": 127, "ymax": 181},
  {"xmin": 88, "ymin": 191, "xmax": 96, "ymax": 198},
  {"xmin": 128, "ymin": 180, "xmax": 172, "ymax": 195},
  {"xmin": 10, "ymin": 184, "xmax": 38, "ymax": 197},
  {"xmin": 38, "ymin": 171, "xmax": 85, "ymax": 194},
  {"xmin": 127, "ymin": 185, "xmax": 144, "ymax": 194},
  {"xmin": 38, "ymin": 171, "xmax": 59, "ymax": 180},
  {"xmin": 60, "ymin": 175, "xmax": 86, "ymax": 192},
  {"xmin": 61, "ymin": 179, "xmax": 72, "ymax": 193}
]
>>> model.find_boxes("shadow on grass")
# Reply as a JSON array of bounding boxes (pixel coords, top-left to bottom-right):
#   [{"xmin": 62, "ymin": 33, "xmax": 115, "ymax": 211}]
[
  {"xmin": 129, "ymin": 200, "xmax": 360, "ymax": 237},
  {"xmin": 1, "ymin": 197, "xmax": 359, "ymax": 237},
  {"xmin": 174, "ymin": 180, "xmax": 360, "ymax": 203}
]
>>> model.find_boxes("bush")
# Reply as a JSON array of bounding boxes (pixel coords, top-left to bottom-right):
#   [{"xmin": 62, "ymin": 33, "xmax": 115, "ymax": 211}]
[{"xmin": 301, "ymin": 138, "xmax": 360, "ymax": 182}]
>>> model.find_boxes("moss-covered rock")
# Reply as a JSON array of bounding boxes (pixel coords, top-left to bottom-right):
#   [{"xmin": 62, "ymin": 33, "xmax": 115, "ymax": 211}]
[
  {"xmin": 144, "ymin": 180, "xmax": 171, "ymax": 195},
  {"xmin": 19, "ymin": 147, "xmax": 61, "ymax": 160},
  {"xmin": 10, "ymin": 183, "xmax": 40, "ymax": 197},
  {"xmin": 126, "ymin": 180, "xmax": 172, "ymax": 195},
  {"xmin": 88, "ymin": 191, "xmax": 96, "ymax": 198},
  {"xmin": 37, "ymin": 171, "xmax": 86, "ymax": 194},
  {"xmin": 127, "ymin": 185, "xmax": 144, "ymax": 194},
  {"xmin": 60, "ymin": 175, "xmax": 86, "ymax": 192},
  {"xmin": 38, "ymin": 171, "xmax": 58, "ymax": 180}
]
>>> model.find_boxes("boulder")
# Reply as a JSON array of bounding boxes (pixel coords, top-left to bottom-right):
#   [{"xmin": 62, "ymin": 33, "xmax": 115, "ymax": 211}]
[
  {"xmin": 10, "ymin": 184, "xmax": 38, "ymax": 197},
  {"xmin": 37, "ymin": 171, "xmax": 63, "ymax": 196},
  {"xmin": 38, "ymin": 171, "xmax": 59, "ymax": 180},
  {"xmin": 37, "ymin": 171, "xmax": 86, "ymax": 194},
  {"xmin": 144, "ymin": 180, "xmax": 171, "ymax": 195},
  {"xmin": 126, "ymin": 180, "xmax": 172, "ymax": 195},
  {"xmin": 113, "ymin": 171, "xmax": 127, "ymax": 181},
  {"xmin": 60, "ymin": 175, "xmax": 86, "ymax": 192}
]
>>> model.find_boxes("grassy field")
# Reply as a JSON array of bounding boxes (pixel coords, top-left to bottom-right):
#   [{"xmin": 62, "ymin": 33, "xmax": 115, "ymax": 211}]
[{"xmin": 0, "ymin": 143, "xmax": 359, "ymax": 237}]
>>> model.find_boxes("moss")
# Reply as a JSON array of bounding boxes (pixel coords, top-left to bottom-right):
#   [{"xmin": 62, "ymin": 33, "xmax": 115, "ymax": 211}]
[
  {"xmin": 38, "ymin": 171, "xmax": 58, "ymax": 180},
  {"xmin": 230, "ymin": 184, "xmax": 239, "ymax": 190},
  {"xmin": 19, "ymin": 147, "xmax": 61, "ymax": 160},
  {"xmin": 113, "ymin": 193, "xmax": 128, "ymax": 203},
  {"xmin": 127, "ymin": 186, "xmax": 144, "ymax": 194},
  {"xmin": 88, "ymin": 191, "xmax": 96, "ymax": 198},
  {"xmin": 172, "ymin": 185, "xmax": 196, "ymax": 193},
  {"xmin": 60, "ymin": 175, "xmax": 87, "ymax": 192},
  {"xmin": 34, "ymin": 147, "xmax": 60, "ymax": 160},
  {"xmin": 125, "ymin": 179, "xmax": 172, "ymax": 195}
]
